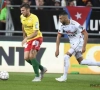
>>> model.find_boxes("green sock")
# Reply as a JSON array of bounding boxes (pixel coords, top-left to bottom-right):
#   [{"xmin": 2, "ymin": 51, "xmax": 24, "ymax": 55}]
[
  {"xmin": 31, "ymin": 58, "xmax": 39, "ymax": 77},
  {"xmin": 39, "ymin": 64, "xmax": 44, "ymax": 71},
  {"xmin": 34, "ymin": 59, "xmax": 44, "ymax": 71},
  {"xmin": 26, "ymin": 60, "xmax": 32, "ymax": 65},
  {"xmin": 26, "ymin": 59, "xmax": 44, "ymax": 71}
]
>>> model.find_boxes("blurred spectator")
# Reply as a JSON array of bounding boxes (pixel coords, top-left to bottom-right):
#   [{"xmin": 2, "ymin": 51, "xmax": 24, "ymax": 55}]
[
  {"xmin": 77, "ymin": 0, "xmax": 100, "ymax": 7},
  {"xmin": 61, "ymin": 0, "xmax": 66, "ymax": 6},
  {"xmin": 35, "ymin": 0, "xmax": 39, "ymax": 6},
  {"xmin": 86, "ymin": 1, "xmax": 93, "ymax": 7},
  {"xmin": 0, "ymin": 7, "xmax": 7, "ymax": 23},
  {"xmin": 37, "ymin": 0, "xmax": 45, "ymax": 10},
  {"xmin": 68, "ymin": 0, "xmax": 76, "ymax": 6},
  {"xmin": 0, "ymin": 0, "xmax": 11, "ymax": 35},
  {"xmin": 22, "ymin": 0, "xmax": 31, "ymax": 5},
  {"xmin": 53, "ymin": 0, "xmax": 62, "ymax": 10},
  {"xmin": 10, "ymin": 0, "xmax": 36, "ymax": 5},
  {"xmin": 77, "ymin": 0, "xmax": 86, "ymax": 6},
  {"xmin": 0, "ymin": 0, "xmax": 11, "ymax": 23},
  {"xmin": 0, "ymin": 0, "xmax": 7, "ymax": 11}
]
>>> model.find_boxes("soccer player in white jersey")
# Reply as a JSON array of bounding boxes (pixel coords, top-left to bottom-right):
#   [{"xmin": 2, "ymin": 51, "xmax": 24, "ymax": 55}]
[{"xmin": 55, "ymin": 11, "xmax": 100, "ymax": 82}]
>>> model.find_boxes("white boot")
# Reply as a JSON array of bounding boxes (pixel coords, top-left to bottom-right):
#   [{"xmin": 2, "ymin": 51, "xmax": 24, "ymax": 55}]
[
  {"xmin": 32, "ymin": 77, "xmax": 41, "ymax": 82},
  {"xmin": 40, "ymin": 67, "xmax": 47, "ymax": 79},
  {"xmin": 55, "ymin": 75, "xmax": 67, "ymax": 82}
]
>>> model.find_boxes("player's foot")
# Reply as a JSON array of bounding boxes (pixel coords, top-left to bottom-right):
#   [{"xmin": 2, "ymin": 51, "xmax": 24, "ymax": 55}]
[
  {"xmin": 40, "ymin": 67, "xmax": 47, "ymax": 79},
  {"xmin": 55, "ymin": 76, "xmax": 67, "ymax": 82},
  {"xmin": 32, "ymin": 77, "xmax": 41, "ymax": 82}
]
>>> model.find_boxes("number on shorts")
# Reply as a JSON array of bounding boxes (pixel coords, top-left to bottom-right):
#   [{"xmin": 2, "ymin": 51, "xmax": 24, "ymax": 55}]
[{"xmin": 32, "ymin": 40, "xmax": 39, "ymax": 47}]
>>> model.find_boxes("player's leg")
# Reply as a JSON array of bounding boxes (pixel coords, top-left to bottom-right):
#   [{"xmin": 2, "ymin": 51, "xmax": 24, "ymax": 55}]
[
  {"xmin": 29, "ymin": 49, "xmax": 47, "ymax": 81},
  {"xmin": 75, "ymin": 51, "xmax": 100, "ymax": 66},
  {"xmin": 25, "ymin": 53, "xmax": 47, "ymax": 75},
  {"xmin": 25, "ymin": 38, "xmax": 46, "ymax": 70},
  {"xmin": 29, "ymin": 50, "xmax": 47, "ymax": 81},
  {"xmin": 77, "ymin": 56, "xmax": 100, "ymax": 66},
  {"xmin": 29, "ymin": 38, "xmax": 47, "ymax": 81},
  {"xmin": 29, "ymin": 49, "xmax": 41, "ymax": 81},
  {"xmin": 55, "ymin": 48, "xmax": 74, "ymax": 82},
  {"xmin": 30, "ymin": 38, "xmax": 47, "ymax": 72},
  {"xmin": 37, "ymin": 38, "xmax": 47, "ymax": 79},
  {"xmin": 24, "ymin": 43, "xmax": 32, "ymax": 65}
]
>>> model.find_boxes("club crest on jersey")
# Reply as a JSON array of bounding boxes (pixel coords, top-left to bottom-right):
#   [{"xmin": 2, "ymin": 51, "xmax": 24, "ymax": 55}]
[{"xmin": 28, "ymin": 17, "xmax": 32, "ymax": 22}]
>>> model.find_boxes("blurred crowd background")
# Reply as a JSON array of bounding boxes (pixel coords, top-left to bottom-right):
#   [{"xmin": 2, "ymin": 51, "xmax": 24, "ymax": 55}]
[
  {"xmin": 8, "ymin": 0, "xmax": 100, "ymax": 7},
  {"xmin": 0, "ymin": 0, "xmax": 100, "ymax": 35},
  {"xmin": 1, "ymin": 0, "xmax": 100, "ymax": 8}
]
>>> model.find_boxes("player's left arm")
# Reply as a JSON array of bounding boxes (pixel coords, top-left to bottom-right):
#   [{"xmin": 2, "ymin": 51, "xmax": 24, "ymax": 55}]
[
  {"xmin": 77, "ymin": 25, "xmax": 88, "ymax": 53},
  {"xmin": 27, "ymin": 30, "xmax": 38, "ymax": 40},
  {"xmin": 27, "ymin": 16, "xmax": 39, "ymax": 40},
  {"xmin": 81, "ymin": 29, "xmax": 88, "ymax": 48},
  {"xmin": 77, "ymin": 25, "xmax": 88, "ymax": 47}
]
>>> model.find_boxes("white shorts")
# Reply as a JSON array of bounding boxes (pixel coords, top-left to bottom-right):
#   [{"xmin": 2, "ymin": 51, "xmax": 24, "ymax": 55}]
[{"xmin": 68, "ymin": 41, "xmax": 83, "ymax": 55}]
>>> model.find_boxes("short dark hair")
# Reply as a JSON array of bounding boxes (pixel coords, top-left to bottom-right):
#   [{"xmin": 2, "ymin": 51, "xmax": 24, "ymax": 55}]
[
  {"xmin": 20, "ymin": 3, "xmax": 30, "ymax": 9},
  {"xmin": 59, "ymin": 11, "xmax": 68, "ymax": 16}
]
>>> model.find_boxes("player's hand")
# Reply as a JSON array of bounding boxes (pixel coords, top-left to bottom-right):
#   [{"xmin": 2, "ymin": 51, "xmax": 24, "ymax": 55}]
[
  {"xmin": 82, "ymin": 47, "xmax": 86, "ymax": 53},
  {"xmin": 22, "ymin": 37, "xmax": 27, "ymax": 46},
  {"xmin": 55, "ymin": 50, "xmax": 59, "ymax": 57}
]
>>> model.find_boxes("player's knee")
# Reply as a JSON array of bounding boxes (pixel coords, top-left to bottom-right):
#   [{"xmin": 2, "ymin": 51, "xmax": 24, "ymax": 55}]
[
  {"xmin": 29, "ymin": 54, "xmax": 36, "ymax": 60},
  {"xmin": 75, "ymin": 52, "xmax": 83, "ymax": 64},
  {"xmin": 64, "ymin": 54, "xmax": 70, "ymax": 61},
  {"xmin": 24, "ymin": 51, "xmax": 30, "ymax": 60},
  {"xmin": 24, "ymin": 56, "xmax": 29, "ymax": 60},
  {"xmin": 75, "ymin": 52, "xmax": 82, "ymax": 59},
  {"xmin": 66, "ymin": 52, "xmax": 72, "ymax": 57},
  {"xmin": 29, "ymin": 50, "xmax": 37, "ymax": 59}
]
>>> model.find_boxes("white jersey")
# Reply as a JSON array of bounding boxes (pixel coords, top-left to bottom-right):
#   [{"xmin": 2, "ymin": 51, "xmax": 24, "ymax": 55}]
[{"xmin": 58, "ymin": 20, "xmax": 84, "ymax": 44}]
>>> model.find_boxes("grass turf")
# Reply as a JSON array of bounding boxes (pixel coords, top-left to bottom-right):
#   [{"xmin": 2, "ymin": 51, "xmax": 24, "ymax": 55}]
[{"xmin": 0, "ymin": 73, "xmax": 100, "ymax": 90}]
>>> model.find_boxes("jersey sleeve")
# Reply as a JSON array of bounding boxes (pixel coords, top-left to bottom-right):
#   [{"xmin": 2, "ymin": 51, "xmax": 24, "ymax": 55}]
[
  {"xmin": 33, "ymin": 15, "xmax": 39, "ymax": 30},
  {"xmin": 58, "ymin": 24, "xmax": 63, "ymax": 34}
]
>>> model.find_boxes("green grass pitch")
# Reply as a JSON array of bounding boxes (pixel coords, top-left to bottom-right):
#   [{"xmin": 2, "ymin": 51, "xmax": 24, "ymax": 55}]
[{"xmin": 0, "ymin": 73, "xmax": 100, "ymax": 90}]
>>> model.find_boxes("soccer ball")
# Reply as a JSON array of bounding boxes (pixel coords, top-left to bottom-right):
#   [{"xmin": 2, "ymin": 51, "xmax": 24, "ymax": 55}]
[{"xmin": 0, "ymin": 71, "xmax": 9, "ymax": 80}]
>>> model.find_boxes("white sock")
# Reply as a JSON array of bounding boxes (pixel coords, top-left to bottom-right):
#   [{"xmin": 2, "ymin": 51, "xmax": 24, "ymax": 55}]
[
  {"xmin": 63, "ymin": 55, "xmax": 70, "ymax": 79},
  {"xmin": 80, "ymin": 59, "xmax": 100, "ymax": 66}
]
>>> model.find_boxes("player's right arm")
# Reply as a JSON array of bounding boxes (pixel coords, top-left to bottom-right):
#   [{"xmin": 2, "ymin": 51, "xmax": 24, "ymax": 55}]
[
  {"xmin": 55, "ymin": 33, "xmax": 62, "ymax": 57},
  {"xmin": 20, "ymin": 15, "xmax": 26, "ymax": 39},
  {"xmin": 22, "ymin": 25, "xmax": 26, "ymax": 39},
  {"xmin": 55, "ymin": 25, "xmax": 63, "ymax": 57}
]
